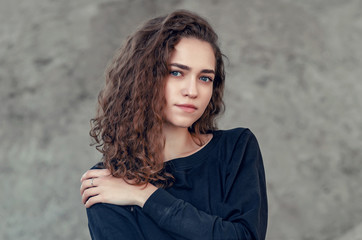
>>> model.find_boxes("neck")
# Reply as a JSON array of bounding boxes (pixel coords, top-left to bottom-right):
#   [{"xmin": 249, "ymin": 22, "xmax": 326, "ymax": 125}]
[{"xmin": 162, "ymin": 124, "xmax": 200, "ymax": 162}]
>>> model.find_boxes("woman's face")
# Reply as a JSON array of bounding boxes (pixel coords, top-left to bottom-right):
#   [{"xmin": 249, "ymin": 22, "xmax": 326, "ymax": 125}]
[{"xmin": 163, "ymin": 37, "xmax": 215, "ymax": 129}]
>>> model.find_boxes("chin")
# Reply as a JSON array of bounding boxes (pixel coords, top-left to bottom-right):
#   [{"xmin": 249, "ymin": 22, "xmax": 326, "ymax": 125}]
[
  {"xmin": 164, "ymin": 114, "xmax": 203, "ymax": 129},
  {"xmin": 164, "ymin": 120, "xmax": 195, "ymax": 129}
]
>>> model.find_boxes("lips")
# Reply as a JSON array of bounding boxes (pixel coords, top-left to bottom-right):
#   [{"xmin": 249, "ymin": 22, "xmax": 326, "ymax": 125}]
[{"xmin": 175, "ymin": 104, "xmax": 197, "ymax": 113}]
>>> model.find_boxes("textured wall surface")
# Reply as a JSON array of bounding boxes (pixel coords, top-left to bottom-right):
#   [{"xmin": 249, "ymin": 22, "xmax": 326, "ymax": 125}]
[{"xmin": 1, "ymin": 0, "xmax": 362, "ymax": 239}]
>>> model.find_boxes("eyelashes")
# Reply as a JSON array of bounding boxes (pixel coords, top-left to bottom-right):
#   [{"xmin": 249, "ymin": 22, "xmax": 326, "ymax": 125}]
[
  {"xmin": 169, "ymin": 71, "xmax": 214, "ymax": 82},
  {"xmin": 170, "ymin": 71, "xmax": 182, "ymax": 77},
  {"xmin": 199, "ymin": 76, "xmax": 213, "ymax": 82}
]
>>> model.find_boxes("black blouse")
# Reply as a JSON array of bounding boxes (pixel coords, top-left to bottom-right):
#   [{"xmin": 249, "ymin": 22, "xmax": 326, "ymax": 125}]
[{"xmin": 86, "ymin": 128, "xmax": 268, "ymax": 240}]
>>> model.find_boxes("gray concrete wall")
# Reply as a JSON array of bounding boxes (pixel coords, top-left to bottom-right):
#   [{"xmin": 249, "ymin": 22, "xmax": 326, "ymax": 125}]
[{"xmin": 1, "ymin": 0, "xmax": 361, "ymax": 239}]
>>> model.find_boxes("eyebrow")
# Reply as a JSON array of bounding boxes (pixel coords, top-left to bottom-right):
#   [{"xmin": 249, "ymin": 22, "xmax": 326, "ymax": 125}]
[{"xmin": 170, "ymin": 63, "xmax": 215, "ymax": 74}]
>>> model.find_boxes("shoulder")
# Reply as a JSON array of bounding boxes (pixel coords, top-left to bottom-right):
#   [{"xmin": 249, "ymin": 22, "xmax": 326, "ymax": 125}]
[
  {"xmin": 90, "ymin": 162, "xmax": 105, "ymax": 170},
  {"xmin": 87, "ymin": 203, "xmax": 133, "ymax": 219},
  {"xmin": 215, "ymin": 127, "xmax": 258, "ymax": 145},
  {"xmin": 213, "ymin": 127, "xmax": 263, "ymax": 166},
  {"xmin": 87, "ymin": 203, "xmax": 145, "ymax": 239}
]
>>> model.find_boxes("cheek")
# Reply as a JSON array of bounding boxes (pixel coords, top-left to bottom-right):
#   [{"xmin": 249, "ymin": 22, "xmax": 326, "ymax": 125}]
[
  {"xmin": 199, "ymin": 88, "xmax": 213, "ymax": 115},
  {"xmin": 164, "ymin": 80, "xmax": 172, "ymax": 104},
  {"xmin": 205, "ymin": 88, "xmax": 213, "ymax": 105}
]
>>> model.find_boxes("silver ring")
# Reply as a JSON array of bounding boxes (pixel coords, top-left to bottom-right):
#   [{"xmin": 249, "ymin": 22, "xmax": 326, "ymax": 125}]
[{"xmin": 91, "ymin": 178, "xmax": 94, "ymax": 186}]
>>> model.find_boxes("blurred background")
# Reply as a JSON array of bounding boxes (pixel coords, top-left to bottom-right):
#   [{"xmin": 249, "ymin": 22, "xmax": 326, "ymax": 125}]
[{"xmin": 1, "ymin": 0, "xmax": 361, "ymax": 239}]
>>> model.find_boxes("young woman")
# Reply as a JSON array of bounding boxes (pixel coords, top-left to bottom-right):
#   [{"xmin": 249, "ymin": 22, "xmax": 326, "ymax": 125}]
[{"xmin": 80, "ymin": 10, "xmax": 267, "ymax": 240}]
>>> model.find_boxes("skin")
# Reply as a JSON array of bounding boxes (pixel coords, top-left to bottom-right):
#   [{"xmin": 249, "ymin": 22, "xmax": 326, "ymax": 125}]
[{"xmin": 80, "ymin": 37, "xmax": 216, "ymax": 208}]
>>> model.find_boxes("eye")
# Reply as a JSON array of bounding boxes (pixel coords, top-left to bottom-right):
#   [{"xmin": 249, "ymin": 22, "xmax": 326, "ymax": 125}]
[
  {"xmin": 170, "ymin": 71, "xmax": 182, "ymax": 77},
  {"xmin": 200, "ymin": 76, "xmax": 213, "ymax": 82}
]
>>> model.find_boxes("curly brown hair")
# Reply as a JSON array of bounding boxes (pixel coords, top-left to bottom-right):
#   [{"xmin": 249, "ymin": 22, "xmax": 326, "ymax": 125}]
[{"xmin": 90, "ymin": 10, "xmax": 225, "ymax": 187}]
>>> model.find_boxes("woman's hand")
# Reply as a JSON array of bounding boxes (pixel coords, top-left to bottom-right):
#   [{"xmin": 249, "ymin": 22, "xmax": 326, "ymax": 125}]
[{"xmin": 80, "ymin": 169, "xmax": 158, "ymax": 208}]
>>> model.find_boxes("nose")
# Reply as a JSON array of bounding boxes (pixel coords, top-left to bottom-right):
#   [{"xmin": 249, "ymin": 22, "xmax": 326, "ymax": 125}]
[{"xmin": 181, "ymin": 77, "xmax": 198, "ymax": 98}]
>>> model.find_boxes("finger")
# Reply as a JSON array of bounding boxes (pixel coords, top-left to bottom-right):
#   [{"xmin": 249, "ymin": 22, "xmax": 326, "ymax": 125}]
[
  {"xmin": 82, "ymin": 186, "xmax": 100, "ymax": 204},
  {"xmin": 80, "ymin": 178, "xmax": 97, "ymax": 196},
  {"xmin": 80, "ymin": 169, "xmax": 108, "ymax": 181},
  {"xmin": 85, "ymin": 194, "xmax": 103, "ymax": 208},
  {"xmin": 81, "ymin": 169, "xmax": 110, "ymax": 181}
]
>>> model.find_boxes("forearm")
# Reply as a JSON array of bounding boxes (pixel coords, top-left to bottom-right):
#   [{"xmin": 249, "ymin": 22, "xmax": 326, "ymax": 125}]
[
  {"xmin": 142, "ymin": 189, "xmax": 267, "ymax": 240},
  {"xmin": 135, "ymin": 183, "xmax": 158, "ymax": 208}
]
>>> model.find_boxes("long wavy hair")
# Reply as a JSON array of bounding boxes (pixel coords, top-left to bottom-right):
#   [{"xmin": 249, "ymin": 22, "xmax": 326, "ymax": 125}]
[{"xmin": 90, "ymin": 10, "xmax": 225, "ymax": 187}]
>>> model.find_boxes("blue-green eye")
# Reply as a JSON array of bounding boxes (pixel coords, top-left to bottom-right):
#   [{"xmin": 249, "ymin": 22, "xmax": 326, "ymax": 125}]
[
  {"xmin": 200, "ymin": 76, "xmax": 213, "ymax": 82},
  {"xmin": 170, "ymin": 71, "xmax": 182, "ymax": 77}
]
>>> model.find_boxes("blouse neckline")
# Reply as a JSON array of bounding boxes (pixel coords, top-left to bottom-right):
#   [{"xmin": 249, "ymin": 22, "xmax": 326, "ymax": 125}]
[{"xmin": 165, "ymin": 130, "xmax": 222, "ymax": 170}]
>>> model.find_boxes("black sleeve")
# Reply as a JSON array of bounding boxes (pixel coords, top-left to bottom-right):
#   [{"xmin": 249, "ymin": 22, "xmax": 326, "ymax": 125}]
[
  {"xmin": 142, "ymin": 131, "xmax": 268, "ymax": 240},
  {"xmin": 87, "ymin": 203, "xmax": 145, "ymax": 240}
]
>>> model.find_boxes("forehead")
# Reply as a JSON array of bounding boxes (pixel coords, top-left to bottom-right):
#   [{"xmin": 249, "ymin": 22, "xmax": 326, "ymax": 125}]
[{"xmin": 169, "ymin": 38, "xmax": 216, "ymax": 71}]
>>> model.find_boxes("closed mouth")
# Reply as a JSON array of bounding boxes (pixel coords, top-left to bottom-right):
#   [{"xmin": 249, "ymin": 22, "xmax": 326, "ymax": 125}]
[
  {"xmin": 176, "ymin": 104, "xmax": 197, "ymax": 109},
  {"xmin": 175, "ymin": 104, "xmax": 198, "ymax": 112}
]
